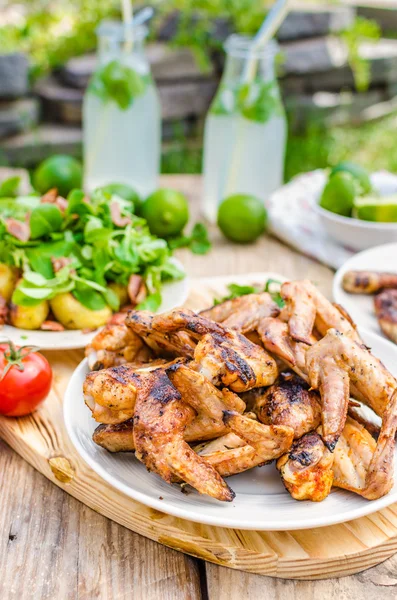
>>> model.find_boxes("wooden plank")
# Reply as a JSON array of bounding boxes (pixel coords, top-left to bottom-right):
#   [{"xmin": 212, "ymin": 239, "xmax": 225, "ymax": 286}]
[
  {"xmin": 36, "ymin": 76, "xmax": 217, "ymax": 124},
  {"xmin": 205, "ymin": 555, "xmax": 397, "ymax": 599},
  {"xmin": 0, "ymin": 439, "xmax": 201, "ymax": 600}
]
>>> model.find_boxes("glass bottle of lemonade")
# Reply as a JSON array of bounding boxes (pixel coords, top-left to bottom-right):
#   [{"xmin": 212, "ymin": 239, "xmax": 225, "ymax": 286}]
[
  {"xmin": 83, "ymin": 20, "xmax": 161, "ymax": 196},
  {"xmin": 202, "ymin": 35, "xmax": 287, "ymax": 222}
]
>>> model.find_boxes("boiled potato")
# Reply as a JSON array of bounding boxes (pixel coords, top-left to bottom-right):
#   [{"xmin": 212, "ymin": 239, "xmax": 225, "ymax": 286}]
[
  {"xmin": 108, "ymin": 282, "xmax": 128, "ymax": 307},
  {"xmin": 0, "ymin": 263, "xmax": 17, "ymax": 302},
  {"xmin": 50, "ymin": 293, "xmax": 112, "ymax": 330},
  {"xmin": 10, "ymin": 301, "xmax": 49, "ymax": 330}
]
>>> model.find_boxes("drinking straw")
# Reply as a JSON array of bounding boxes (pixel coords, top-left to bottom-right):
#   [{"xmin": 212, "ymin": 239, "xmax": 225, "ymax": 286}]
[
  {"xmin": 133, "ymin": 6, "xmax": 154, "ymax": 27},
  {"xmin": 222, "ymin": 0, "xmax": 290, "ymax": 199},
  {"xmin": 121, "ymin": 0, "xmax": 134, "ymax": 51},
  {"xmin": 242, "ymin": 0, "xmax": 290, "ymax": 83}
]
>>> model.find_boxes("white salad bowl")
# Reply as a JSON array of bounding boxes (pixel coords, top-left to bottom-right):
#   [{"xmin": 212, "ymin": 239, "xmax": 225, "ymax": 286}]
[
  {"xmin": 313, "ymin": 171, "xmax": 397, "ymax": 252},
  {"xmin": 314, "ymin": 203, "xmax": 397, "ymax": 252}
]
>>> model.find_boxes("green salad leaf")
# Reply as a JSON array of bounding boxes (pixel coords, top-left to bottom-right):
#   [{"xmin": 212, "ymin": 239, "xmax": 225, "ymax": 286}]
[
  {"xmin": 168, "ymin": 222, "xmax": 211, "ymax": 255},
  {"xmin": 214, "ymin": 279, "xmax": 284, "ymax": 307},
  {"xmin": 29, "ymin": 204, "xmax": 63, "ymax": 239},
  {"xmin": 0, "ymin": 176, "xmax": 21, "ymax": 198}
]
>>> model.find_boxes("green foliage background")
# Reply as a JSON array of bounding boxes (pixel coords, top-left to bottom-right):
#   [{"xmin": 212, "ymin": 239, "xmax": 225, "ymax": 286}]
[{"xmin": 1, "ymin": 0, "xmax": 396, "ymax": 179}]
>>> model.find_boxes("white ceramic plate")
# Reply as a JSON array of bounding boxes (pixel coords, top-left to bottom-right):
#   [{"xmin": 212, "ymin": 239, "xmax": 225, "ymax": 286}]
[
  {"xmin": 1, "ymin": 259, "xmax": 188, "ymax": 350},
  {"xmin": 64, "ymin": 328, "xmax": 397, "ymax": 531},
  {"xmin": 333, "ymin": 243, "xmax": 397, "ymax": 340}
]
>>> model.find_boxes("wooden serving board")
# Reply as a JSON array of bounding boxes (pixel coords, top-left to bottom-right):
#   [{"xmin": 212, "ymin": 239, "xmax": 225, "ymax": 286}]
[{"xmin": 1, "ymin": 272, "xmax": 397, "ymax": 580}]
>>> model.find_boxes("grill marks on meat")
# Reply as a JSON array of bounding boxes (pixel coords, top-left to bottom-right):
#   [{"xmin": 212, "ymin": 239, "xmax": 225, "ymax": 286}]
[
  {"xmin": 247, "ymin": 372, "xmax": 322, "ymax": 439},
  {"xmin": 277, "ymin": 433, "xmax": 334, "ymax": 502},
  {"xmin": 93, "ymin": 420, "xmax": 135, "ymax": 452},
  {"xmin": 167, "ymin": 362, "xmax": 246, "ymax": 441},
  {"xmin": 126, "ymin": 310, "xmax": 196, "ymax": 358},
  {"xmin": 151, "ymin": 309, "xmax": 278, "ymax": 392},
  {"xmin": 198, "ymin": 411, "xmax": 293, "ymax": 477},
  {"xmin": 342, "ymin": 270, "xmax": 397, "ymax": 294},
  {"xmin": 132, "ymin": 369, "xmax": 235, "ymax": 501},
  {"xmin": 200, "ymin": 292, "xmax": 280, "ymax": 333}
]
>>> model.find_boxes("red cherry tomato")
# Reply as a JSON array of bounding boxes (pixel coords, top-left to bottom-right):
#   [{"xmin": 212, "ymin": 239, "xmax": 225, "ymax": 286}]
[{"xmin": 0, "ymin": 342, "xmax": 52, "ymax": 417}]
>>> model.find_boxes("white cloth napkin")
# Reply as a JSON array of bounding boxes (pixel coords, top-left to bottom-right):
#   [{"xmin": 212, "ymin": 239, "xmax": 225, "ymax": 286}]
[{"xmin": 267, "ymin": 169, "xmax": 397, "ymax": 270}]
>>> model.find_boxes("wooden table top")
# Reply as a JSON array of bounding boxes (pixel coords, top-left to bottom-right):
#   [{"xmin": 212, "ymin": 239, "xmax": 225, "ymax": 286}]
[{"xmin": 1, "ymin": 175, "xmax": 396, "ymax": 599}]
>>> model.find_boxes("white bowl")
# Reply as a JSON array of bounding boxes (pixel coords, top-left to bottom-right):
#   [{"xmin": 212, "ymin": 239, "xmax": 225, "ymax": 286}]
[{"xmin": 314, "ymin": 202, "xmax": 397, "ymax": 252}]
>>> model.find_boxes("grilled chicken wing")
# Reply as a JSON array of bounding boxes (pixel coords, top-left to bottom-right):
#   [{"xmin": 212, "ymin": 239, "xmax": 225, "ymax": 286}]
[
  {"xmin": 280, "ymin": 280, "xmax": 361, "ymax": 344},
  {"xmin": 125, "ymin": 310, "xmax": 196, "ymax": 358},
  {"xmin": 152, "ymin": 309, "xmax": 278, "ymax": 392},
  {"xmin": 342, "ymin": 270, "xmax": 397, "ymax": 294},
  {"xmin": 200, "ymin": 293, "xmax": 280, "ymax": 333},
  {"xmin": 84, "ymin": 361, "xmax": 167, "ymax": 410},
  {"xmin": 247, "ymin": 372, "xmax": 321, "ymax": 439},
  {"xmin": 279, "ymin": 394, "xmax": 397, "ymax": 503},
  {"xmin": 93, "ymin": 420, "xmax": 135, "ymax": 452},
  {"xmin": 167, "ymin": 362, "xmax": 246, "ymax": 440},
  {"xmin": 132, "ymin": 369, "xmax": 235, "ymax": 501},
  {"xmin": 85, "ymin": 323, "xmax": 152, "ymax": 370},
  {"xmin": 85, "ymin": 358, "xmax": 245, "ymax": 441},
  {"xmin": 257, "ymin": 317, "xmax": 310, "ymax": 381},
  {"xmin": 197, "ymin": 411, "xmax": 293, "ymax": 477},
  {"xmin": 306, "ymin": 329, "xmax": 397, "ymax": 417},
  {"xmin": 277, "ymin": 432, "xmax": 334, "ymax": 501},
  {"xmin": 280, "ymin": 281, "xmax": 316, "ymax": 344},
  {"xmin": 374, "ymin": 289, "xmax": 397, "ymax": 343},
  {"xmin": 334, "ymin": 390, "xmax": 397, "ymax": 500},
  {"xmin": 306, "ymin": 328, "xmax": 397, "ymax": 450}
]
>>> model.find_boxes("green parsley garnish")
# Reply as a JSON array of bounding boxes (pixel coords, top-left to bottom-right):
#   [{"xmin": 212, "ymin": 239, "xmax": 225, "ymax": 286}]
[{"xmin": 214, "ymin": 278, "xmax": 284, "ymax": 307}]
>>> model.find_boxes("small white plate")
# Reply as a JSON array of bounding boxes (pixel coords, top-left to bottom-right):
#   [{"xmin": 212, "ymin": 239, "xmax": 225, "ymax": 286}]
[
  {"xmin": 1, "ymin": 259, "xmax": 188, "ymax": 350},
  {"xmin": 333, "ymin": 243, "xmax": 397, "ymax": 340},
  {"xmin": 64, "ymin": 328, "xmax": 397, "ymax": 531}
]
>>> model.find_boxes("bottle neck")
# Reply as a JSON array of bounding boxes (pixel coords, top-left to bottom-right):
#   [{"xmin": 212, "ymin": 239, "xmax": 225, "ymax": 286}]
[
  {"xmin": 221, "ymin": 36, "xmax": 278, "ymax": 86},
  {"xmin": 222, "ymin": 52, "xmax": 276, "ymax": 86},
  {"xmin": 96, "ymin": 21, "xmax": 148, "ymax": 71}
]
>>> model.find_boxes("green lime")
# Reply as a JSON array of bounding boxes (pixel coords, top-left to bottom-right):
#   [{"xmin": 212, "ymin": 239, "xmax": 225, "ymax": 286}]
[
  {"xmin": 96, "ymin": 183, "xmax": 142, "ymax": 213},
  {"xmin": 141, "ymin": 189, "xmax": 189, "ymax": 238},
  {"xmin": 217, "ymin": 194, "xmax": 267, "ymax": 243},
  {"xmin": 320, "ymin": 172, "xmax": 357, "ymax": 217},
  {"xmin": 331, "ymin": 161, "xmax": 372, "ymax": 195},
  {"xmin": 353, "ymin": 195, "xmax": 397, "ymax": 222},
  {"xmin": 33, "ymin": 155, "xmax": 83, "ymax": 197}
]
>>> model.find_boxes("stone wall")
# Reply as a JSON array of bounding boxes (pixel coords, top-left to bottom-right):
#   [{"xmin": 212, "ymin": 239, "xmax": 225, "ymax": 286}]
[{"xmin": 1, "ymin": 3, "xmax": 397, "ymax": 166}]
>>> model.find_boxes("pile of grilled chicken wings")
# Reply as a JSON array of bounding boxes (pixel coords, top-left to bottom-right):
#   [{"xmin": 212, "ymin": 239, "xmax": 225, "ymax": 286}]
[{"xmin": 83, "ymin": 279, "xmax": 397, "ymax": 503}]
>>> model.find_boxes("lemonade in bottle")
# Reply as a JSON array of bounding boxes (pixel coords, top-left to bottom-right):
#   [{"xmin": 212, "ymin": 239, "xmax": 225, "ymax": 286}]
[
  {"xmin": 83, "ymin": 20, "xmax": 161, "ymax": 196},
  {"xmin": 202, "ymin": 35, "xmax": 287, "ymax": 222}
]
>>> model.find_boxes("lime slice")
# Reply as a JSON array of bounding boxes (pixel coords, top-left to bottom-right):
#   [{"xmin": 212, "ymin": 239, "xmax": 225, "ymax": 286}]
[{"xmin": 353, "ymin": 195, "xmax": 397, "ymax": 222}]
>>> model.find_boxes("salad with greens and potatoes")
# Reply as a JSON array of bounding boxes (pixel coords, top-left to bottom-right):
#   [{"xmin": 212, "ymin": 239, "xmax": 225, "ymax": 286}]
[{"xmin": 0, "ymin": 186, "xmax": 185, "ymax": 331}]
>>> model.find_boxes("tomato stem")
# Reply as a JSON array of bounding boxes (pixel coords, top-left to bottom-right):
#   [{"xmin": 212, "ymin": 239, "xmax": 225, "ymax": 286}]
[{"xmin": 0, "ymin": 340, "xmax": 41, "ymax": 381}]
